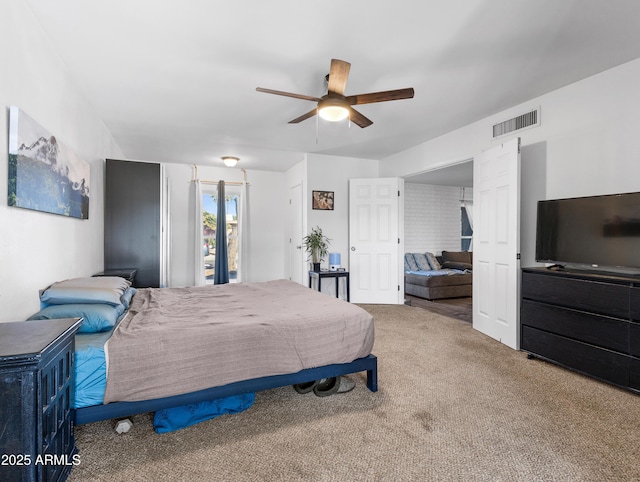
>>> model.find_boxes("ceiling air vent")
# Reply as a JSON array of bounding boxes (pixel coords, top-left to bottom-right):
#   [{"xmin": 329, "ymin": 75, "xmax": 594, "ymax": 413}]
[{"xmin": 492, "ymin": 107, "xmax": 540, "ymax": 139}]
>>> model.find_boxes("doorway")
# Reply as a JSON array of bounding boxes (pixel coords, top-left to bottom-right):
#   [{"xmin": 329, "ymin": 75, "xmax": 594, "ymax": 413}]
[{"xmin": 403, "ymin": 159, "xmax": 474, "ymax": 254}]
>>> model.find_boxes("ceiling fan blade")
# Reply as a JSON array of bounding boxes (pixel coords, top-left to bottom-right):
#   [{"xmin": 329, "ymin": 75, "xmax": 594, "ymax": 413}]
[
  {"xmin": 327, "ymin": 59, "xmax": 351, "ymax": 95},
  {"xmin": 346, "ymin": 88, "xmax": 415, "ymax": 105},
  {"xmin": 288, "ymin": 108, "xmax": 318, "ymax": 124},
  {"xmin": 256, "ymin": 87, "xmax": 321, "ymax": 102},
  {"xmin": 348, "ymin": 107, "xmax": 373, "ymax": 128}
]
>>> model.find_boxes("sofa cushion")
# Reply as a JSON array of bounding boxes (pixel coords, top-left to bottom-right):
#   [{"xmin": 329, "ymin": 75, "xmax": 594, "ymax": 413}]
[
  {"xmin": 441, "ymin": 251, "xmax": 472, "ymax": 264},
  {"xmin": 412, "ymin": 253, "xmax": 432, "ymax": 271},
  {"xmin": 441, "ymin": 251, "xmax": 472, "ymax": 270},
  {"xmin": 405, "ymin": 272, "xmax": 472, "ymax": 288},
  {"xmin": 425, "ymin": 252, "xmax": 441, "ymax": 270},
  {"xmin": 441, "ymin": 261, "xmax": 472, "ymax": 271},
  {"xmin": 404, "ymin": 253, "xmax": 419, "ymax": 272}
]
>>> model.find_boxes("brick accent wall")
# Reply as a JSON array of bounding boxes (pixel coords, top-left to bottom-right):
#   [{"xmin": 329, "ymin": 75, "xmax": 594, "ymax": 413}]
[{"xmin": 404, "ymin": 183, "xmax": 472, "ymax": 255}]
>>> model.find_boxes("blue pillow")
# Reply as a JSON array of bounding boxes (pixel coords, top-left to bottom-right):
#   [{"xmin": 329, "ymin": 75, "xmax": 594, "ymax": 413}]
[
  {"xmin": 412, "ymin": 253, "xmax": 432, "ymax": 271},
  {"xmin": 29, "ymin": 303, "xmax": 122, "ymax": 333},
  {"xmin": 404, "ymin": 253, "xmax": 419, "ymax": 272},
  {"xmin": 153, "ymin": 393, "xmax": 255, "ymax": 434},
  {"xmin": 425, "ymin": 252, "xmax": 442, "ymax": 270},
  {"xmin": 120, "ymin": 287, "xmax": 137, "ymax": 309},
  {"xmin": 40, "ymin": 277, "xmax": 130, "ymax": 306}
]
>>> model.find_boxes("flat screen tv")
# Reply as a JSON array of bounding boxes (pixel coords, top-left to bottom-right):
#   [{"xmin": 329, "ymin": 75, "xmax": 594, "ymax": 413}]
[{"xmin": 536, "ymin": 192, "xmax": 640, "ymax": 272}]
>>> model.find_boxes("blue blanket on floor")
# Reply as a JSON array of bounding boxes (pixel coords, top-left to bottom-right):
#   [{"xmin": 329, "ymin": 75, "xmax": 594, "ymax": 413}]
[{"xmin": 153, "ymin": 393, "xmax": 255, "ymax": 433}]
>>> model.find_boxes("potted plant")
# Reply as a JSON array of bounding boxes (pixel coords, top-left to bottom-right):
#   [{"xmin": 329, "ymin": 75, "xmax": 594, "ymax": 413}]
[{"xmin": 302, "ymin": 226, "xmax": 330, "ymax": 272}]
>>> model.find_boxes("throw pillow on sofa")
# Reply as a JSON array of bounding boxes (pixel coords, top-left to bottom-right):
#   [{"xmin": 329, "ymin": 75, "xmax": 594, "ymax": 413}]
[
  {"xmin": 441, "ymin": 251, "xmax": 472, "ymax": 270},
  {"xmin": 425, "ymin": 252, "xmax": 441, "ymax": 270},
  {"xmin": 404, "ymin": 253, "xmax": 419, "ymax": 272},
  {"xmin": 412, "ymin": 253, "xmax": 432, "ymax": 271}
]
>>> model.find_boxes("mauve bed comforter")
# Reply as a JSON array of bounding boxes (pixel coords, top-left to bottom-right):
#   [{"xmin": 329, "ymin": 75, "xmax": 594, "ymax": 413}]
[{"xmin": 103, "ymin": 279, "xmax": 374, "ymax": 403}]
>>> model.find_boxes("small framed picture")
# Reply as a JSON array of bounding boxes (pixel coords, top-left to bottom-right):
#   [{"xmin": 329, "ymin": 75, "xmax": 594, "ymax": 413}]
[{"xmin": 312, "ymin": 191, "xmax": 334, "ymax": 210}]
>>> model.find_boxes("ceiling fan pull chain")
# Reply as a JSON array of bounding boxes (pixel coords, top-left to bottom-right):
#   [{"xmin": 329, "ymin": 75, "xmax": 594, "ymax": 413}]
[{"xmin": 316, "ymin": 107, "xmax": 319, "ymax": 144}]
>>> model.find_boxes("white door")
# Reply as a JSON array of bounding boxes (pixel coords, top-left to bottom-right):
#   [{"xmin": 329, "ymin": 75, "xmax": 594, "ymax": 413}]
[
  {"xmin": 473, "ymin": 137, "xmax": 521, "ymax": 349},
  {"xmin": 289, "ymin": 183, "xmax": 304, "ymax": 285},
  {"xmin": 349, "ymin": 178, "xmax": 404, "ymax": 304}
]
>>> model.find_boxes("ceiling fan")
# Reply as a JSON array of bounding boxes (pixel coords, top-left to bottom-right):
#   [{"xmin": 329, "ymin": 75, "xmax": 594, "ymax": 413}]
[{"xmin": 256, "ymin": 59, "xmax": 414, "ymax": 128}]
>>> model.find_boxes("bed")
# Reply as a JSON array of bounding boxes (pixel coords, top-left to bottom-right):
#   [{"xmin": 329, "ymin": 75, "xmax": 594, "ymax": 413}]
[{"xmin": 29, "ymin": 277, "xmax": 377, "ymax": 426}]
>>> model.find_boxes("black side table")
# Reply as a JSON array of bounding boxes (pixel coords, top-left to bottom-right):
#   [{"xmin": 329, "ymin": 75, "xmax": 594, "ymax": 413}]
[
  {"xmin": 93, "ymin": 268, "xmax": 138, "ymax": 287},
  {"xmin": 308, "ymin": 270, "xmax": 350, "ymax": 302},
  {"xmin": 0, "ymin": 317, "xmax": 82, "ymax": 482}
]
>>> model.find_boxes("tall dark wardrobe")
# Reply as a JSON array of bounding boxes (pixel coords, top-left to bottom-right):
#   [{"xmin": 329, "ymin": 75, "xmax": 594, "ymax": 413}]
[{"xmin": 104, "ymin": 159, "xmax": 169, "ymax": 288}]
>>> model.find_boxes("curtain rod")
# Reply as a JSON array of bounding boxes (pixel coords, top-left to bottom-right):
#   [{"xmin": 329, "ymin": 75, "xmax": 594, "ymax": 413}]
[{"xmin": 189, "ymin": 165, "xmax": 250, "ymax": 186}]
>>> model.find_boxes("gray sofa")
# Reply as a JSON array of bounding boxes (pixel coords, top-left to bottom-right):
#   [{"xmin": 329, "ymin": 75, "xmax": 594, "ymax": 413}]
[{"xmin": 404, "ymin": 251, "xmax": 472, "ymax": 300}]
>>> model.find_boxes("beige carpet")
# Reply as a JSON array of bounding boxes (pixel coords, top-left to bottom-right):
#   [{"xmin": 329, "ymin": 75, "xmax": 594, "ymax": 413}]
[{"xmin": 69, "ymin": 304, "xmax": 640, "ymax": 481}]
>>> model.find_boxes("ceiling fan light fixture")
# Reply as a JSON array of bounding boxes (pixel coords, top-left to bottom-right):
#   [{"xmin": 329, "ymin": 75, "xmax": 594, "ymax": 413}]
[
  {"xmin": 222, "ymin": 156, "xmax": 239, "ymax": 167},
  {"xmin": 318, "ymin": 98, "xmax": 349, "ymax": 122}
]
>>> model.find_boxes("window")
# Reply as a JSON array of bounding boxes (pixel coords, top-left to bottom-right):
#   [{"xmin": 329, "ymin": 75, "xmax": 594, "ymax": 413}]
[
  {"xmin": 461, "ymin": 206, "xmax": 473, "ymax": 251},
  {"xmin": 202, "ymin": 189, "xmax": 240, "ymax": 284}
]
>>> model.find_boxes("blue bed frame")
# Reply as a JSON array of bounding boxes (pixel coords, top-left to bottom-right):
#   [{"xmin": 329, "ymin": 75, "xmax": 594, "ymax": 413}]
[{"xmin": 74, "ymin": 354, "xmax": 378, "ymax": 425}]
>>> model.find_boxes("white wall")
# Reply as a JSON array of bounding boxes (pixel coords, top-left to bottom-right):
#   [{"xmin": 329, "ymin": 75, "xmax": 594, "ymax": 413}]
[
  {"xmin": 285, "ymin": 154, "xmax": 378, "ymax": 297},
  {"xmin": 164, "ymin": 163, "xmax": 287, "ymax": 287},
  {"xmin": 0, "ymin": 1, "xmax": 124, "ymax": 322},
  {"xmin": 404, "ymin": 183, "xmax": 465, "ymax": 255},
  {"xmin": 306, "ymin": 154, "xmax": 379, "ymax": 270},
  {"xmin": 381, "ymin": 58, "xmax": 640, "ymax": 268}
]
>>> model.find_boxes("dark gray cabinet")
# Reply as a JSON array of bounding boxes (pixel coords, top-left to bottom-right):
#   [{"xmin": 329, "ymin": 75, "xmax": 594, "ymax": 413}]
[
  {"xmin": 521, "ymin": 267, "xmax": 640, "ymax": 393},
  {"xmin": 105, "ymin": 159, "xmax": 167, "ymax": 288},
  {"xmin": 0, "ymin": 318, "xmax": 81, "ymax": 481}
]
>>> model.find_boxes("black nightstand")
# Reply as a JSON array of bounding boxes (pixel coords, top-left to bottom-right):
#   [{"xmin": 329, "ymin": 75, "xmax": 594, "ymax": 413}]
[
  {"xmin": 308, "ymin": 270, "xmax": 350, "ymax": 301},
  {"xmin": 93, "ymin": 268, "xmax": 138, "ymax": 287},
  {"xmin": 0, "ymin": 317, "xmax": 82, "ymax": 481}
]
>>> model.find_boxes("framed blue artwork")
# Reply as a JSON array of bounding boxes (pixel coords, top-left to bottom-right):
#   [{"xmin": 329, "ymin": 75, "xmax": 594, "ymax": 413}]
[{"xmin": 8, "ymin": 106, "xmax": 90, "ymax": 219}]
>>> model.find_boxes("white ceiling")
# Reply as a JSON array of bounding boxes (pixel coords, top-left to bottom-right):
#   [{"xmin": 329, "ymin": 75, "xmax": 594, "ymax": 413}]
[{"xmin": 24, "ymin": 0, "xmax": 640, "ymax": 177}]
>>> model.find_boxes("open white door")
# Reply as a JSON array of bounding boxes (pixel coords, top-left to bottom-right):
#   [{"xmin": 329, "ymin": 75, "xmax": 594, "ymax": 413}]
[
  {"xmin": 473, "ymin": 138, "xmax": 521, "ymax": 349},
  {"xmin": 349, "ymin": 178, "xmax": 404, "ymax": 304}
]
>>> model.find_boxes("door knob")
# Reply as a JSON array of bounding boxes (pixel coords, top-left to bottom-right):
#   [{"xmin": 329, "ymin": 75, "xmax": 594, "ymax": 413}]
[{"xmin": 351, "ymin": 246, "xmax": 356, "ymax": 251}]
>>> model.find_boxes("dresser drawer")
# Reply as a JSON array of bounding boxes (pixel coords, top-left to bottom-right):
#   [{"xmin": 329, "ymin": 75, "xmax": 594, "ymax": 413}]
[
  {"xmin": 522, "ymin": 271, "xmax": 630, "ymax": 319},
  {"xmin": 522, "ymin": 325, "xmax": 630, "ymax": 387},
  {"xmin": 631, "ymin": 322, "xmax": 640, "ymax": 358},
  {"xmin": 630, "ymin": 357, "xmax": 640, "ymax": 392},
  {"xmin": 521, "ymin": 299, "xmax": 630, "ymax": 353},
  {"xmin": 631, "ymin": 287, "xmax": 640, "ymax": 321}
]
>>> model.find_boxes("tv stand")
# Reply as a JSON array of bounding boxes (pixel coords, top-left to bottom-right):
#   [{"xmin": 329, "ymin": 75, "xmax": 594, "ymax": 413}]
[{"xmin": 521, "ymin": 267, "xmax": 640, "ymax": 394}]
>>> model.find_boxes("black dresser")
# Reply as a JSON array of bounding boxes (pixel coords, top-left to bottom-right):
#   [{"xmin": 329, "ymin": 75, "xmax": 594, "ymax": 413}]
[
  {"xmin": 521, "ymin": 267, "xmax": 640, "ymax": 394},
  {"xmin": 0, "ymin": 318, "xmax": 82, "ymax": 481}
]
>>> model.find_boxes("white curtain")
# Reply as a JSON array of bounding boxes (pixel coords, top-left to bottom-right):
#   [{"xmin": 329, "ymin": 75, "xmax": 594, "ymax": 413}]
[
  {"xmin": 463, "ymin": 200, "xmax": 474, "ymax": 251},
  {"xmin": 237, "ymin": 180, "xmax": 250, "ymax": 282},
  {"xmin": 193, "ymin": 179, "xmax": 205, "ymax": 286}
]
